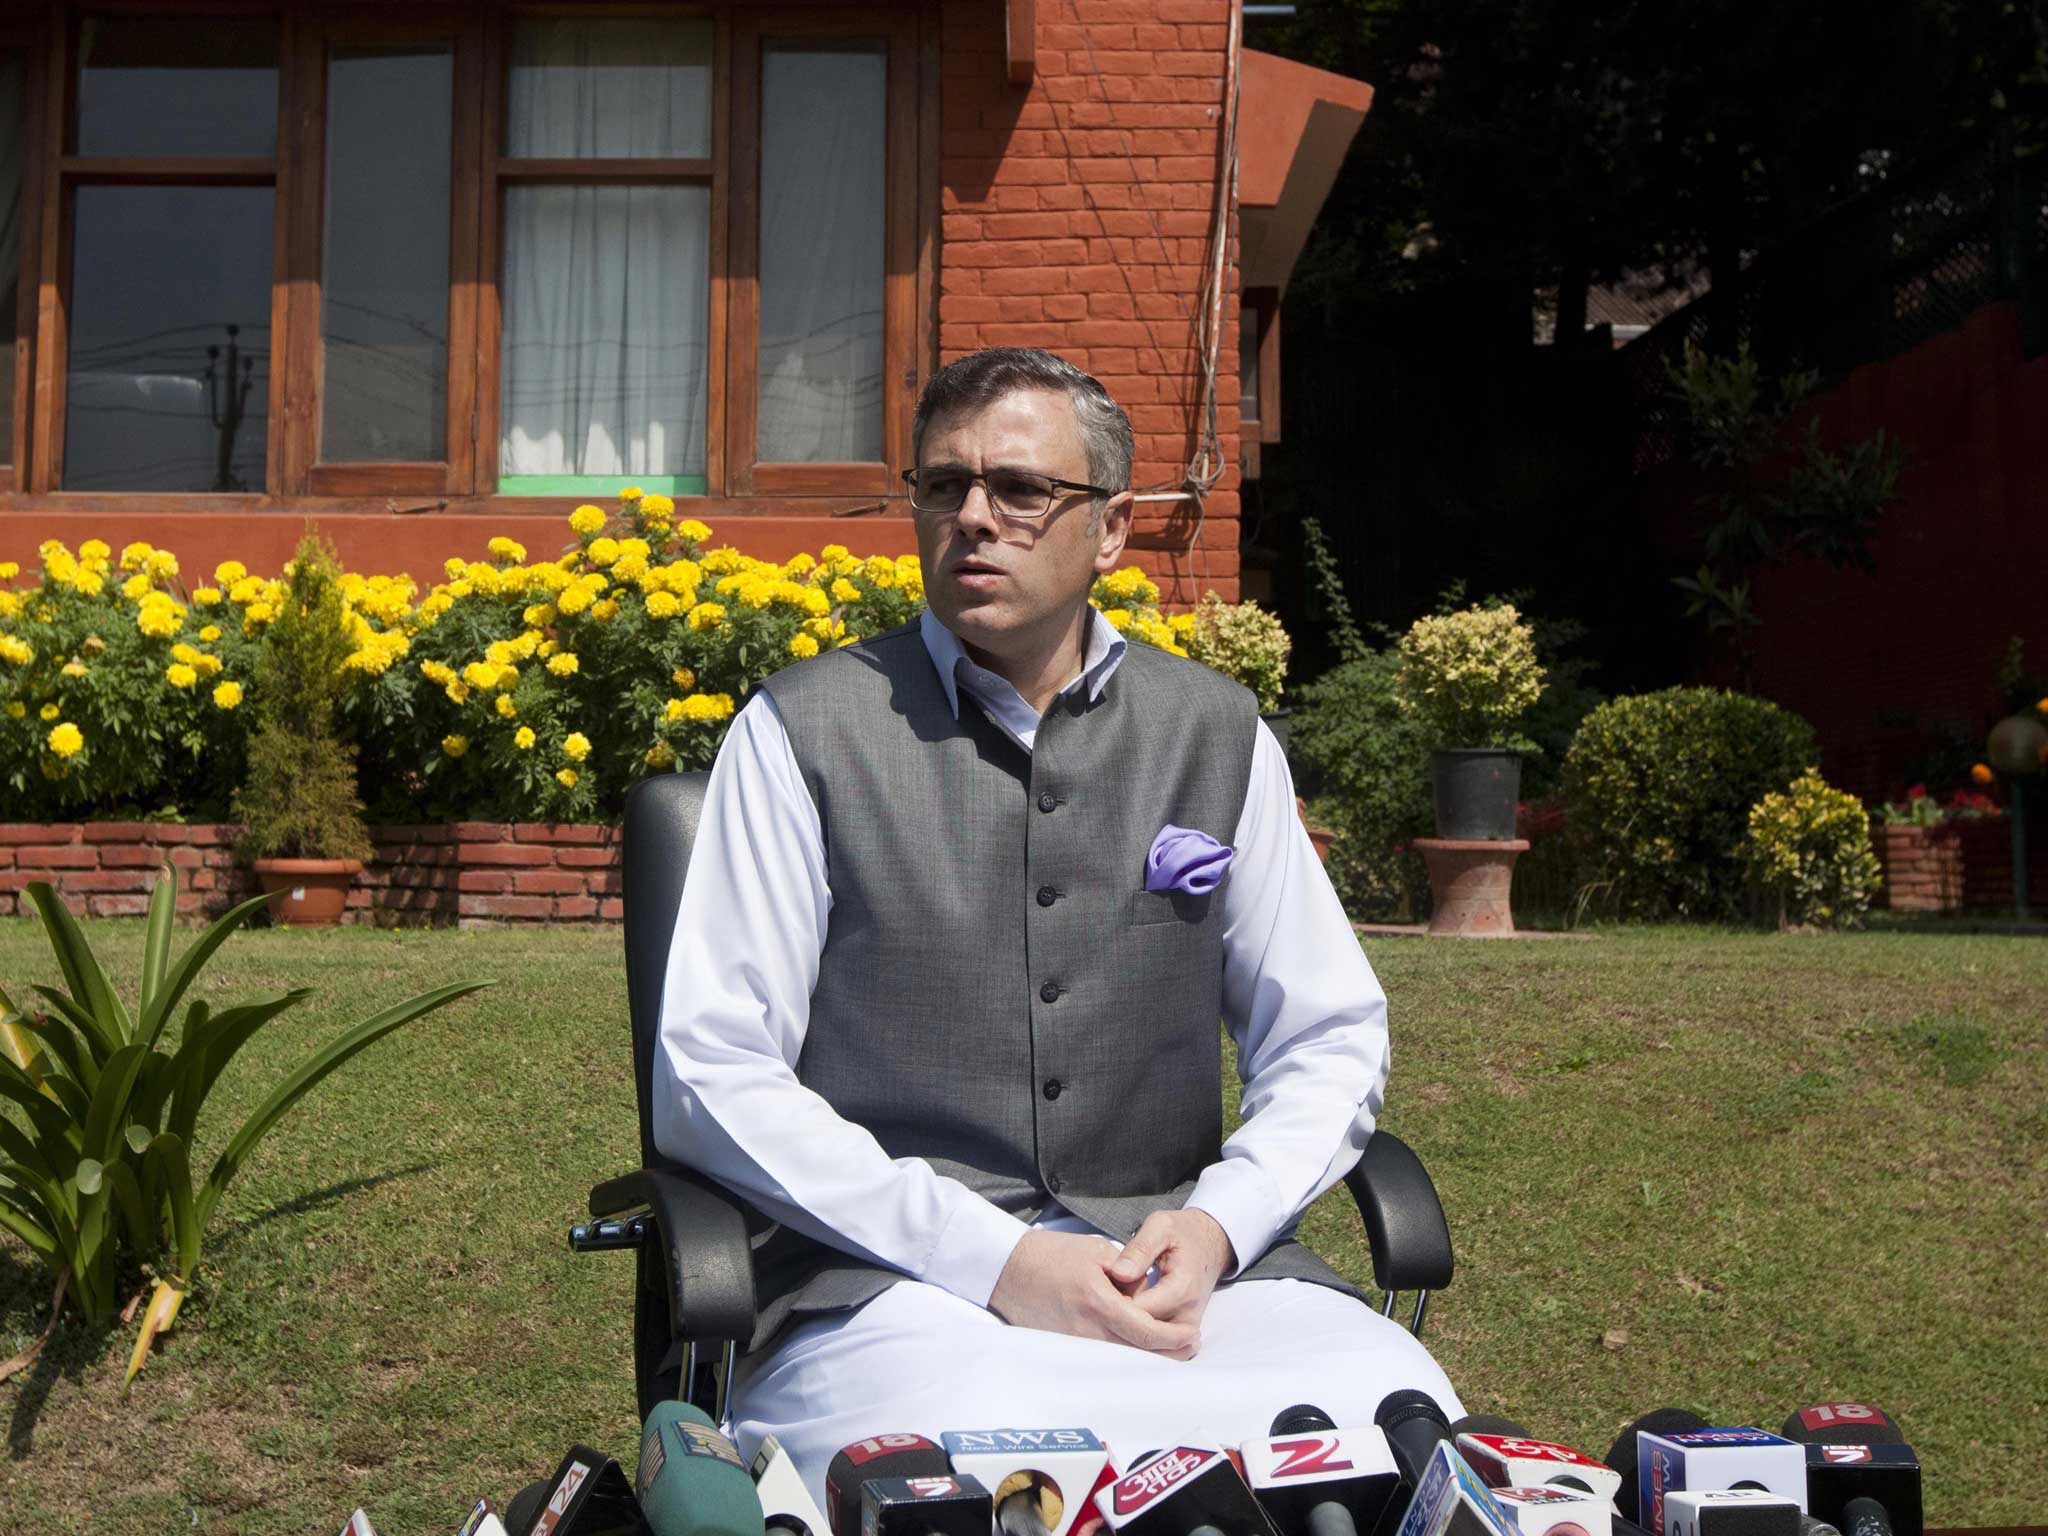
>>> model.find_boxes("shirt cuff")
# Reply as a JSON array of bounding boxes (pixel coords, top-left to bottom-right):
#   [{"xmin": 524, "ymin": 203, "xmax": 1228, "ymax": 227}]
[
  {"xmin": 921, "ymin": 1191, "xmax": 1033, "ymax": 1308},
  {"xmin": 1186, "ymin": 1159, "xmax": 1284, "ymax": 1279}
]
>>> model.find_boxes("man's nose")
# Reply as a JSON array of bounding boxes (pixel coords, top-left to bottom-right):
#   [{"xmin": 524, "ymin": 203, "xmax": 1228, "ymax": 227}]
[{"xmin": 951, "ymin": 478, "xmax": 1002, "ymax": 536}]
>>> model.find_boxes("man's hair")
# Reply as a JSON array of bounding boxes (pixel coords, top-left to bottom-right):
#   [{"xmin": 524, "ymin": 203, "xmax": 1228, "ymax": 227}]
[{"xmin": 911, "ymin": 347, "xmax": 1135, "ymax": 496}]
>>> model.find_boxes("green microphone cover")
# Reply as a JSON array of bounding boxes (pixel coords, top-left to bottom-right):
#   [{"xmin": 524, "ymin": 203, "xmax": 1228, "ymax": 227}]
[{"xmin": 637, "ymin": 1401, "xmax": 768, "ymax": 1536}]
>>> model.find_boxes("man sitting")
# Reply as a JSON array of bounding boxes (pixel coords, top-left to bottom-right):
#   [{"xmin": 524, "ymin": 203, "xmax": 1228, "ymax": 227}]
[{"xmin": 655, "ymin": 348, "xmax": 1462, "ymax": 1507}]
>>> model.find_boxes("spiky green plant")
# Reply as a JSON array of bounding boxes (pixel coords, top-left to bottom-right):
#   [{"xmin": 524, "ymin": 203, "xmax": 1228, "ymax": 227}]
[{"xmin": 0, "ymin": 862, "xmax": 487, "ymax": 1388}]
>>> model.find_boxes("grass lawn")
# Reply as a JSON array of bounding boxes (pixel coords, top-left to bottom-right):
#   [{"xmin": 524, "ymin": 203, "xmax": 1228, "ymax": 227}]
[{"xmin": 0, "ymin": 919, "xmax": 2041, "ymax": 1533}]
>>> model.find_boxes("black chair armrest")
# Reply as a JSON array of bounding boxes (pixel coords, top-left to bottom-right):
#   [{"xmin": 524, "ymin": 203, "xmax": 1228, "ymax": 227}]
[
  {"xmin": 1342, "ymin": 1131, "xmax": 1454, "ymax": 1295},
  {"xmin": 589, "ymin": 1163, "xmax": 758, "ymax": 1347}
]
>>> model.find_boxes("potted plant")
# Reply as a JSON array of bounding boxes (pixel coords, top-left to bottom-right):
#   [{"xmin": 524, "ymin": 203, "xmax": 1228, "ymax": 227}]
[
  {"xmin": 233, "ymin": 534, "xmax": 374, "ymax": 926},
  {"xmin": 1393, "ymin": 602, "xmax": 1547, "ymax": 841}
]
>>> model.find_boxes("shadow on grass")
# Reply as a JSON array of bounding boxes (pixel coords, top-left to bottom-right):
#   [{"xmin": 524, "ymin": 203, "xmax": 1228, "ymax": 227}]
[
  {"xmin": 0, "ymin": 1243, "xmax": 106, "ymax": 1460},
  {"xmin": 1866, "ymin": 914, "xmax": 2048, "ymax": 938},
  {"xmin": 214, "ymin": 1162, "xmax": 437, "ymax": 1249}
]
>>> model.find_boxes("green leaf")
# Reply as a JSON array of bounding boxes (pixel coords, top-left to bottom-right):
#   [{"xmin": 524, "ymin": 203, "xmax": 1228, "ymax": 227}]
[
  {"xmin": 0, "ymin": 1115, "xmax": 65, "ymax": 1190},
  {"xmin": 125, "ymin": 1122, "xmax": 153, "ymax": 1156},
  {"xmin": 195, "ymin": 979, "xmax": 489, "ymax": 1231},
  {"xmin": 0, "ymin": 1187, "xmax": 60, "ymax": 1268},
  {"xmin": 26, "ymin": 882, "xmax": 134, "ymax": 1049},
  {"xmin": 0, "ymin": 1069, "xmax": 82, "ymax": 1164},
  {"xmin": 140, "ymin": 889, "xmax": 274, "ymax": 1042},
  {"xmin": 142, "ymin": 1134, "xmax": 200, "ymax": 1285},
  {"xmin": 138, "ymin": 861, "xmax": 179, "ymax": 1043},
  {"xmin": 164, "ymin": 993, "xmax": 308, "ymax": 1149},
  {"xmin": 76, "ymin": 1157, "xmax": 103, "ymax": 1197},
  {"xmin": 81, "ymin": 1043, "xmax": 151, "ymax": 1169},
  {"xmin": 133, "ymin": 999, "xmax": 209, "ymax": 1130},
  {"xmin": 102, "ymin": 1153, "xmax": 153, "ymax": 1260},
  {"xmin": 29, "ymin": 986, "xmax": 114, "ymax": 1078}
]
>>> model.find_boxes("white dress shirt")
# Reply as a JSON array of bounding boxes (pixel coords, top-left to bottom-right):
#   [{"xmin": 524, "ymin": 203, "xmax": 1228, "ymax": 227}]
[{"xmin": 654, "ymin": 606, "xmax": 1391, "ymax": 1309}]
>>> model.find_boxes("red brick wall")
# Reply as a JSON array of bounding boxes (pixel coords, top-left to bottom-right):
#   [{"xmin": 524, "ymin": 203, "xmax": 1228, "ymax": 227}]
[
  {"xmin": 938, "ymin": 0, "xmax": 1241, "ymax": 604},
  {"xmin": 1, "ymin": 822, "xmax": 623, "ymax": 927},
  {"xmin": 1873, "ymin": 819, "xmax": 2048, "ymax": 913}
]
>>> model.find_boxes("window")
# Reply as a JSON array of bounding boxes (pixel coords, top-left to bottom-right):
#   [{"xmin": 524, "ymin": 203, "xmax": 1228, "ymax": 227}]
[{"xmin": 11, "ymin": 4, "xmax": 933, "ymax": 505}]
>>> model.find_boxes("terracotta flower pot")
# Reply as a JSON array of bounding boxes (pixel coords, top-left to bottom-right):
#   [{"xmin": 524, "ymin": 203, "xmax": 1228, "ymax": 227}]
[
  {"xmin": 1296, "ymin": 797, "xmax": 1336, "ymax": 864},
  {"xmin": 252, "ymin": 857, "xmax": 362, "ymax": 928}
]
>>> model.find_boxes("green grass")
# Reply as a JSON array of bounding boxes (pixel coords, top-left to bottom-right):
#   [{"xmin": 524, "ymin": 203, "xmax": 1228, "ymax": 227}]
[{"xmin": 0, "ymin": 921, "xmax": 2043, "ymax": 1532}]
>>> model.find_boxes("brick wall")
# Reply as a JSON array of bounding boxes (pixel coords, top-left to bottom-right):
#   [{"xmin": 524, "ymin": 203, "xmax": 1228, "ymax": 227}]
[
  {"xmin": 939, "ymin": 0, "xmax": 1241, "ymax": 604},
  {"xmin": 0, "ymin": 822, "xmax": 623, "ymax": 927},
  {"xmin": 1873, "ymin": 819, "xmax": 2048, "ymax": 913}
]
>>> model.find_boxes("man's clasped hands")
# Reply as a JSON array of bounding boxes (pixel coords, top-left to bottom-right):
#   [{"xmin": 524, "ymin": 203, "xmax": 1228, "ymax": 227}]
[{"xmin": 986, "ymin": 1208, "xmax": 1238, "ymax": 1361}]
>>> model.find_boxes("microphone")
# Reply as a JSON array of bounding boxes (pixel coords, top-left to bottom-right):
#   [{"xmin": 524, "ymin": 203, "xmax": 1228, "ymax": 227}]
[
  {"xmin": 512, "ymin": 1445, "xmax": 652, "ymax": 1535},
  {"xmin": 455, "ymin": 1498, "xmax": 511, "ymax": 1536},
  {"xmin": 1776, "ymin": 1405, "xmax": 1920, "ymax": 1536},
  {"xmin": 943, "ymin": 1428, "xmax": 1113, "ymax": 1536},
  {"xmin": 862, "ymin": 1475, "xmax": 997, "ymax": 1536},
  {"xmin": 1095, "ymin": 1445, "xmax": 1282, "ymax": 1536},
  {"xmin": 1374, "ymin": 1392, "xmax": 1457, "ymax": 1492},
  {"xmin": 1068, "ymin": 1449, "xmax": 1126, "ymax": 1536},
  {"xmin": 827, "ymin": 1435, "xmax": 952, "ymax": 1536},
  {"xmin": 637, "ymin": 1401, "xmax": 767, "ymax": 1536},
  {"xmin": 1604, "ymin": 1412, "xmax": 1709, "ymax": 1526},
  {"xmin": 1662, "ymin": 1490, "xmax": 1801, "ymax": 1536},
  {"xmin": 1242, "ymin": 1405, "xmax": 1403, "ymax": 1536},
  {"xmin": 1632, "ymin": 1428, "xmax": 1807, "ymax": 1536},
  {"xmin": 754, "ymin": 1433, "xmax": 837, "ymax": 1536},
  {"xmin": 337, "ymin": 1513, "xmax": 381, "ymax": 1536},
  {"xmin": 1386, "ymin": 1440, "xmax": 1520, "ymax": 1536},
  {"xmin": 1452, "ymin": 1434, "xmax": 1623, "ymax": 1506}
]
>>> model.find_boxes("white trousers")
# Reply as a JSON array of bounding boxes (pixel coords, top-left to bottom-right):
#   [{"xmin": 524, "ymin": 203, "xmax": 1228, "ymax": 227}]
[{"xmin": 729, "ymin": 1225, "xmax": 1464, "ymax": 1517}]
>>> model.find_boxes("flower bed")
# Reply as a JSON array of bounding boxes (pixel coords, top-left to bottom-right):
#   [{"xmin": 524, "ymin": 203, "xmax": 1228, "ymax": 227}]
[
  {"xmin": 1874, "ymin": 819, "xmax": 2048, "ymax": 913},
  {"xmin": 0, "ymin": 821, "xmax": 622, "ymax": 927}
]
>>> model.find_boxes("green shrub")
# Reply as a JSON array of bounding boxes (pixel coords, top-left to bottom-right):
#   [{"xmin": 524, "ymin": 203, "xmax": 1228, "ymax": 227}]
[
  {"xmin": 1561, "ymin": 687, "xmax": 1817, "ymax": 920},
  {"xmin": 1742, "ymin": 767, "xmax": 1883, "ymax": 929},
  {"xmin": 1290, "ymin": 651, "xmax": 1434, "ymax": 919}
]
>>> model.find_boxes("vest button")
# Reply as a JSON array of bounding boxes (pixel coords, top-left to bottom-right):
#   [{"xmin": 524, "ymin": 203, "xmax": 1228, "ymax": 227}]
[
  {"xmin": 1036, "ymin": 886, "xmax": 1058, "ymax": 907},
  {"xmin": 1042, "ymin": 1078, "xmax": 1063, "ymax": 1100},
  {"xmin": 1038, "ymin": 791, "xmax": 1058, "ymax": 813},
  {"xmin": 1039, "ymin": 980, "xmax": 1061, "ymax": 1003},
  {"xmin": 1047, "ymin": 1173, "xmax": 1063, "ymax": 1194}
]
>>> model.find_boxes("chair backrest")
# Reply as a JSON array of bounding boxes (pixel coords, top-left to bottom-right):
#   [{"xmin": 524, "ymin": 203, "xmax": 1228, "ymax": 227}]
[{"xmin": 621, "ymin": 770, "xmax": 711, "ymax": 1168}]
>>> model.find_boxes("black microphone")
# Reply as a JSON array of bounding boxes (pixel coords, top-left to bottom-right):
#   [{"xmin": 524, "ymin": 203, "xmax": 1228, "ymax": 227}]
[
  {"xmin": 1374, "ymin": 1391, "xmax": 1456, "ymax": 1492},
  {"xmin": 863, "ymin": 1475, "xmax": 997, "ymax": 1536},
  {"xmin": 508, "ymin": 1445, "xmax": 653, "ymax": 1535},
  {"xmin": 1242, "ymin": 1404, "xmax": 1404, "ymax": 1536},
  {"xmin": 1776, "ymin": 1405, "xmax": 1920, "ymax": 1536},
  {"xmin": 1446, "ymin": 1419, "xmax": 1527, "ymax": 1441},
  {"xmin": 1603, "ymin": 1411, "xmax": 1710, "ymax": 1525},
  {"xmin": 825, "ymin": 1435, "xmax": 952, "ymax": 1536}
]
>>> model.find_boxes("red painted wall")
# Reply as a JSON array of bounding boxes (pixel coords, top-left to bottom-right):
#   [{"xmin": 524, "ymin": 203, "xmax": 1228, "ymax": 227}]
[
  {"xmin": 0, "ymin": 0, "xmax": 1241, "ymax": 602},
  {"xmin": 1662, "ymin": 302, "xmax": 2048, "ymax": 799}
]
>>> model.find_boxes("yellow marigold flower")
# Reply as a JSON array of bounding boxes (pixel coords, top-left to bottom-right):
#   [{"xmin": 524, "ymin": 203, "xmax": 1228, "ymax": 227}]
[
  {"xmin": 1102, "ymin": 607, "xmax": 1133, "ymax": 632},
  {"xmin": 444, "ymin": 680, "xmax": 470, "ymax": 705},
  {"xmin": 496, "ymin": 694, "xmax": 518, "ymax": 719},
  {"xmin": 0, "ymin": 560, "xmax": 16, "ymax": 580},
  {"xmin": 196, "ymin": 653, "xmax": 223, "ymax": 676},
  {"xmin": 138, "ymin": 606, "xmax": 181, "ymax": 639},
  {"xmin": 72, "ymin": 568, "xmax": 106, "ymax": 596},
  {"xmin": 244, "ymin": 602, "xmax": 276, "ymax": 628},
  {"xmin": 512, "ymin": 630, "xmax": 542, "ymax": 659},
  {"xmin": 804, "ymin": 616, "xmax": 837, "ymax": 642},
  {"xmin": 77, "ymin": 541, "xmax": 108, "ymax": 562},
  {"xmin": 646, "ymin": 741, "xmax": 675, "ymax": 768},
  {"xmin": 40, "ymin": 703, "xmax": 59, "ymax": 721},
  {"xmin": 119, "ymin": 541, "xmax": 155, "ymax": 572},
  {"xmin": 196, "ymin": 624, "xmax": 221, "ymax": 643},
  {"xmin": 213, "ymin": 680, "xmax": 243, "ymax": 710},
  {"xmin": 62, "ymin": 659, "xmax": 87, "ymax": 679},
  {"xmin": 515, "ymin": 725, "xmax": 537, "ymax": 750},
  {"xmin": 444, "ymin": 556, "xmax": 468, "ymax": 581},
  {"xmin": 701, "ymin": 548, "xmax": 742, "ymax": 575},
  {"xmin": 557, "ymin": 586, "xmax": 593, "ymax": 616},
  {"xmin": 189, "ymin": 587, "xmax": 221, "ymax": 608},
  {"xmin": 214, "ymin": 559, "xmax": 247, "ymax": 586},
  {"xmin": 801, "ymin": 587, "xmax": 830, "ymax": 617},
  {"xmin": 147, "ymin": 550, "xmax": 179, "ymax": 579},
  {"xmin": 837, "ymin": 635, "xmax": 859, "ymax": 648},
  {"xmin": 228, "ymin": 576, "xmax": 262, "ymax": 605},
  {"xmin": 588, "ymin": 537, "xmax": 621, "ymax": 568},
  {"xmin": 0, "ymin": 636, "xmax": 32, "ymax": 665},
  {"xmin": 5, "ymin": 701, "xmax": 23, "ymax": 718},
  {"xmin": 619, "ymin": 485, "xmax": 644, "ymax": 504},
  {"xmin": 0, "ymin": 593, "xmax": 16, "ymax": 619},
  {"xmin": 443, "ymin": 734, "xmax": 469, "ymax": 758},
  {"xmin": 420, "ymin": 659, "xmax": 456, "ymax": 685},
  {"xmin": 821, "ymin": 544, "xmax": 850, "ymax": 562},
  {"xmin": 789, "ymin": 633, "xmax": 820, "ymax": 660},
  {"xmin": 831, "ymin": 578, "xmax": 861, "ymax": 604},
  {"xmin": 524, "ymin": 602, "xmax": 558, "ymax": 627},
  {"xmin": 645, "ymin": 590, "xmax": 680, "ymax": 619},
  {"xmin": 592, "ymin": 598, "xmax": 620, "ymax": 623},
  {"xmin": 557, "ymin": 766, "xmax": 579, "ymax": 788},
  {"xmin": 463, "ymin": 661, "xmax": 501, "ymax": 691},
  {"xmin": 562, "ymin": 731, "xmax": 592, "ymax": 762},
  {"xmin": 165, "ymin": 663, "xmax": 198, "ymax": 689},
  {"xmin": 172, "ymin": 642, "xmax": 201, "ymax": 665},
  {"xmin": 676, "ymin": 519, "xmax": 713, "ymax": 544},
  {"xmin": 784, "ymin": 552, "xmax": 817, "ymax": 577},
  {"xmin": 679, "ymin": 692, "xmax": 735, "ymax": 722},
  {"xmin": 612, "ymin": 553, "xmax": 648, "ymax": 583},
  {"xmin": 488, "ymin": 536, "xmax": 527, "ymax": 563},
  {"xmin": 47, "ymin": 721, "xmax": 83, "ymax": 757},
  {"xmin": 662, "ymin": 697, "xmax": 687, "ymax": 723},
  {"xmin": 569, "ymin": 504, "xmax": 607, "ymax": 536},
  {"xmin": 687, "ymin": 602, "xmax": 726, "ymax": 631},
  {"xmin": 671, "ymin": 666, "xmax": 695, "ymax": 690},
  {"xmin": 547, "ymin": 652, "xmax": 580, "ymax": 677}
]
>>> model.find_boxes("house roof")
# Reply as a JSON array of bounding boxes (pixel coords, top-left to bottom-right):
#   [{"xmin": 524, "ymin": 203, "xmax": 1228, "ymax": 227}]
[{"xmin": 1238, "ymin": 48, "xmax": 1375, "ymax": 294}]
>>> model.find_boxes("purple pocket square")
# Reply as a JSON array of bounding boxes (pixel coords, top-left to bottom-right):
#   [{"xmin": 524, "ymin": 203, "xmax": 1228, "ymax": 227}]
[{"xmin": 1145, "ymin": 824, "xmax": 1234, "ymax": 896}]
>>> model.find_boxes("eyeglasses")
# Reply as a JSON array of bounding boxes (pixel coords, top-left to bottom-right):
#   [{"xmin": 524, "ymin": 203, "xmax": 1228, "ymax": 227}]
[{"xmin": 901, "ymin": 466, "xmax": 1111, "ymax": 519}]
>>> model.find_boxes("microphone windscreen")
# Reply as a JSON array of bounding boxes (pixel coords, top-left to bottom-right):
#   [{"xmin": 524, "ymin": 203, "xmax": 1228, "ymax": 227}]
[
  {"xmin": 1272, "ymin": 1405, "xmax": 1338, "ymax": 1436},
  {"xmin": 505, "ymin": 1481, "xmax": 550, "ymax": 1536},
  {"xmin": 1604, "ymin": 1411, "xmax": 1708, "ymax": 1522},
  {"xmin": 1448, "ymin": 1416, "xmax": 1529, "ymax": 1440},
  {"xmin": 1373, "ymin": 1391, "xmax": 1452, "ymax": 1490},
  {"xmin": 1778, "ymin": 1407, "xmax": 1905, "ymax": 1448},
  {"xmin": 638, "ymin": 1402, "xmax": 767, "ymax": 1536},
  {"xmin": 826, "ymin": 1436, "xmax": 950, "ymax": 1536}
]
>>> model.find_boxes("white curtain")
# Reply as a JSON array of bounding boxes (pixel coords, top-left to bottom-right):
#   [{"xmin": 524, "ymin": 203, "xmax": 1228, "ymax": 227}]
[
  {"xmin": 757, "ymin": 45, "xmax": 886, "ymax": 464},
  {"xmin": 499, "ymin": 21, "xmax": 711, "ymax": 481}
]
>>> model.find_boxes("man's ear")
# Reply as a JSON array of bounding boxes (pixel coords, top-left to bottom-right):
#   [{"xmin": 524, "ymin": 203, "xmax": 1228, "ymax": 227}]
[{"xmin": 1092, "ymin": 489, "xmax": 1135, "ymax": 572}]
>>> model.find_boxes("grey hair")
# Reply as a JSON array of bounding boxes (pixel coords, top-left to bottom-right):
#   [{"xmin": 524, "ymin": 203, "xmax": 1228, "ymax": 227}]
[{"xmin": 911, "ymin": 347, "xmax": 1135, "ymax": 496}]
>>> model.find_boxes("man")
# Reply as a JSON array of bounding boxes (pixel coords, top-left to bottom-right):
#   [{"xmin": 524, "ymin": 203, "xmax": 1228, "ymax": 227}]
[{"xmin": 655, "ymin": 349, "xmax": 1461, "ymax": 1507}]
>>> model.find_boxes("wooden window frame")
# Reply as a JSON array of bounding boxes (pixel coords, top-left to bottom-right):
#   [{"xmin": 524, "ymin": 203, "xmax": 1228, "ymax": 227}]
[{"xmin": 3, "ymin": 0, "xmax": 938, "ymax": 516}]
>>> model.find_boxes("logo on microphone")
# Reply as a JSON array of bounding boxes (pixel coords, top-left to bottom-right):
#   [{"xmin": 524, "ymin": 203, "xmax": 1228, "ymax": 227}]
[
  {"xmin": 1112, "ymin": 1449, "xmax": 1213, "ymax": 1514},
  {"xmin": 1798, "ymin": 1405, "xmax": 1887, "ymax": 1433},
  {"xmin": 847, "ymin": 1434, "xmax": 940, "ymax": 1466},
  {"xmin": 534, "ymin": 1461, "xmax": 591, "ymax": 1536},
  {"xmin": 1820, "ymin": 1447, "xmax": 1872, "ymax": 1464},
  {"xmin": 908, "ymin": 1478, "xmax": 964, "ymax": 1498},
  {"xmin": 1270, "ymin": 1438, "xmax": 1356, "ymax": 1478},
  {"xmin": 673, "ymin": 1421, "xmax": 746, "ymax": 1468}
]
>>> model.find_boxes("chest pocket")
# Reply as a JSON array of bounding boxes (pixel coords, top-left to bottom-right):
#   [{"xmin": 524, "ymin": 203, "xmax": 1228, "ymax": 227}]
[{"xmin": 1129, "ymin": 886, "xmax": 1217, "ymax": 927}]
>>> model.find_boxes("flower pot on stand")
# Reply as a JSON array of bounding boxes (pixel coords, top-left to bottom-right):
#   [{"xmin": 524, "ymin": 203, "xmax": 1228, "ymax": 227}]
[
  {"xmin": 253, "ymin": 857, "xmax": 362, "ymax": 928},
  {"xmin": 1429, "ymin": 748, "xmax": 1522, "ymax": 840}
]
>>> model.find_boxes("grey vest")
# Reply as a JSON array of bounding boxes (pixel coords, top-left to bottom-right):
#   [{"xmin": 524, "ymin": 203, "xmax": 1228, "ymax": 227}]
[{"xmin": 749, "ymin": 622, "xmax": 1354, "ymax": 1352}]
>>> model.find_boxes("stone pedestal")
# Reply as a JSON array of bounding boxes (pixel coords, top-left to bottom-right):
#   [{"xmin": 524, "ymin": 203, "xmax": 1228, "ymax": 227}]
[{"xmin": 1415, "ymin": 837, "xmax": 1530, "ymax": 937}]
